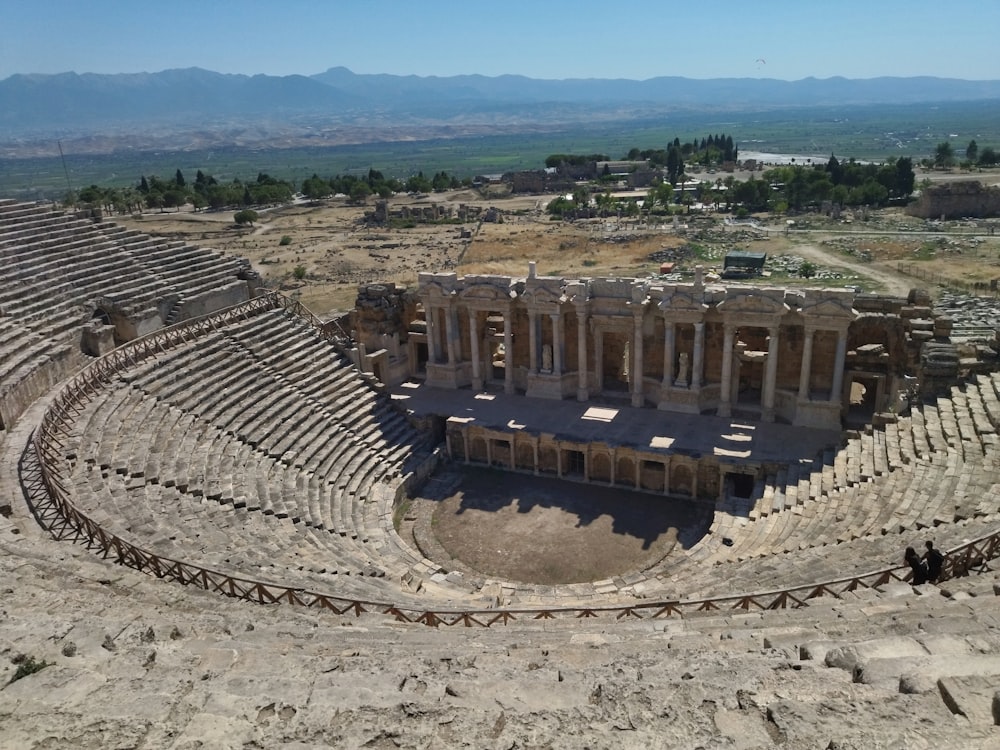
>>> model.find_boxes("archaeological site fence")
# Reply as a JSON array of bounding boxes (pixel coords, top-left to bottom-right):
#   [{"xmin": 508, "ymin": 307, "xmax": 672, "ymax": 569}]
[{"xmin": 29, "ymin": 292, "xmax": 1000, "ymax": 627}]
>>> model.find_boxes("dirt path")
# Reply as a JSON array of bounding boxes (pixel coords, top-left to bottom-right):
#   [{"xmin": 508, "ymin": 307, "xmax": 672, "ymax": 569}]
[{"xmin": 789, "ymin": 240, "xmax": 913, "ymax": 296}]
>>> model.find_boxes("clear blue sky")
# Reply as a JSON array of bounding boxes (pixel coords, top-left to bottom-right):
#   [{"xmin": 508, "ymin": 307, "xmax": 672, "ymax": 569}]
[{"xmin": 3, "ymin": 0, "xmax": 998, "ymax": 82}]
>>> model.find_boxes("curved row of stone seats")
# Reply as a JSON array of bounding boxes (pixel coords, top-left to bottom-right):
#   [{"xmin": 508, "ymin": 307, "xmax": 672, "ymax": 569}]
[
  {"xmin": 664, "ymin": 379, "xmax": 1000, "ymax": 592},
  {"xmin": 53, "ymin": 302, "xmax": 489, "ymax": 608},
  {"xmin": 0, "ymin": 199, "xmax": 257, "ymax": 432},
  {"xmin": 4, "ymin": 506, "xmax": 1000, "ymax": 748},
  {"xmin": 671, "ymin": 511, "xmax": 1000, "ymax": 600}
]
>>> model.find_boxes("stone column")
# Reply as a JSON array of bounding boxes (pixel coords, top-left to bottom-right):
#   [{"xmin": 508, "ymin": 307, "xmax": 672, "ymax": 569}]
[
  {"xmin": 425, "ymin": 304, "xmax": 438, "ymax": 364},
  {"xmin": 594, "ymin": 329, "xmax": 604, "ymax": 391},
  {"xmin": 468, "ymin": 309, "xmax": 481, "ymax": 390},
  {"xmin": 576, "ymin": 309, "xmax": 588, "ymax": 401},
  {"xmin": 508, "ymin": 438, "xmax": 515, "ymax": 470},
  {"xmin": 485, "ymin": 436, "xmax": 493, "ymax": 467},
  {"xmin": 718, "ymin": 323, "xmax": 735, "ymax": 418},
  {"xmin": 528, "ymin": 310, "xmax": 538, "ymax": 373},
  {"xmin": 798, "ymin": 327, "xmax": 815, "ymax": 401},
  {"xmin": 830, "ymin": 328, "xmax": 848, "ymax": 402},
  {"xmin": 762, "ymin": 325, "xmax": 780, "ymax": 422},
  {"xmin": 661, "ymin": 321, "xmax": 675, "ymax": 387},
  {"xmin": 692, "ymin": 321, "xmax": 705, "ymax": 388},
  {"xmin": 445, "ymin": 305, "xmax": 458, "ymax": 364},
  {"xmin": 462, "ymin": 431, "xmax": 470, "ymax": 465},
  {"xmin": 632, "ymin": 312, "xmax": 644, "ymax": 407},
  {"xmin": 503, "ymin": 308, "xmax": 514, "ymax": 394},
  {"xmin": 550, "ymin": 312, "xmax": 563, "ymax": 376}
]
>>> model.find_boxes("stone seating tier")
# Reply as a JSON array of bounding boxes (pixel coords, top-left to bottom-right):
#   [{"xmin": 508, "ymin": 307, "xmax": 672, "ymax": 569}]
[
  {"xmin": 0, "ymin": 200, "xmax": 255, "ymax": 428},
  {"xmin": 58, "ymin": 304, "xmax": 446, "ymax": 607}
]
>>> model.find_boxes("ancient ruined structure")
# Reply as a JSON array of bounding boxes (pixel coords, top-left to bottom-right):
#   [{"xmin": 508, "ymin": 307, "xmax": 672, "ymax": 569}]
[
  {"xmin": 6, "ymin": 200, "xmax": 1000, "ymax": 746},
  {"xmin": 906, "ymin": 179, "xmax": 1000, "ymax": 220},
  {"xmin": 355, "ymin": 266, "xmax": 952, "ymax": 431},
  {"xmin": 0, "ymin": 199, "xmax": 259, "ymax": 456}
]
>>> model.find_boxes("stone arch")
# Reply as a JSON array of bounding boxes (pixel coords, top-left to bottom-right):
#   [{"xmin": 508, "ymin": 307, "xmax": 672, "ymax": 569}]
[
  {"xmin": 671, "ymin": 464, "xmax": 693, "ymax": 496},
  {"xmin": 616, "ymin": 455, "xmax": 635, "ymax": 487},
  {"xmin": 590, "ymin": 451, "xmax": 612, "ymax": 483},
  {"xmin": 515, "ymin": 438, "xmax": 535, "ymax": 471},
  {"xmin": 469, "ymin": 435, "xmax": 488, "ymax": 463}
]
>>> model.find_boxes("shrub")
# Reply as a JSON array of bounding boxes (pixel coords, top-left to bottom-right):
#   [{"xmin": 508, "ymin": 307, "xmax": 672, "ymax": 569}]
[
  {"xmin": 279, "ymin": 235, "xmax": 292, "ymax": 246},
  {"xmin": 9, "ymin": 655, "xmax": 52, "ymax": 684},
  {"xmin": 293, "ymin": 265, "xmax": 307, "ymax": 280}
]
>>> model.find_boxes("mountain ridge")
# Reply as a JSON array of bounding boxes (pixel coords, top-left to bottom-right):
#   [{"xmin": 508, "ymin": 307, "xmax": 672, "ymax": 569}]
[{"xmin": 2, "ymin": 67, "xmax": 999, "ymax": 154}]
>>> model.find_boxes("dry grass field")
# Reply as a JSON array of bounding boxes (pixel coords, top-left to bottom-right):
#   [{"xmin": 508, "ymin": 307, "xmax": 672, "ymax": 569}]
[{"xmin": 119, "ymin": 181, "xmax": 1000, "ymax": 317}]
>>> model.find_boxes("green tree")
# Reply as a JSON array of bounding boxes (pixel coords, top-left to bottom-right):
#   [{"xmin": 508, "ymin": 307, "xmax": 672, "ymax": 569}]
[
  {"xmin": 666, "ymin": 145, "xmax": 683, "ymax": 185},
  {"xmin": 934, "ymin": 141, "xmax": 955, "ymax": 169},
  {"xmin": 646, "ymin": 181, "xmax": 674, "ymax": 211},
  {"xmin": 174, "ymin": 169, "xmax": 186, "ymax": 188},
  {"xmin": 162, "ymin": 189, "xmax": 187, "ymax": 211},
  {"xmin": 979, "ymin": 146, "xmax": 998, "ymax": 166},
  {"xmin": 966, "ymin": 139, "xmax": 979, "ymax": 163},
  {"xmin": 301, "ymin": 174, "xmax": 332, "ymax": 201},
  {"xmin": 349, "ymin": 181, "xmax": 372, "ymax": 204},
  {"xmin": 234, "ymin": 209, "xmax": 259, "ymax": 226}
]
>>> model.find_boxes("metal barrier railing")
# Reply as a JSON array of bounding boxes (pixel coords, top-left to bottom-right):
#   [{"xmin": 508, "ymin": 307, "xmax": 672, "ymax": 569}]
[{"xmin": 29, "ymin": 293, "xmax": 1000, "ymax": 627}]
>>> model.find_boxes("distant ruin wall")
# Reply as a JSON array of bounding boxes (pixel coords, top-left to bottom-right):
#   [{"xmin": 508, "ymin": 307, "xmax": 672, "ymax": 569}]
[{"xmin": 905, "ymin": 180, "xmax": 1000, "ymax": 220}]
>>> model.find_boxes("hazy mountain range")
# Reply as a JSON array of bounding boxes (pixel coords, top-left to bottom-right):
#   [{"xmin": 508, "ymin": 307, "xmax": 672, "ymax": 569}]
[{"xmin": 2, "ymin": 67, "xmax": 999, "ymax": 156}]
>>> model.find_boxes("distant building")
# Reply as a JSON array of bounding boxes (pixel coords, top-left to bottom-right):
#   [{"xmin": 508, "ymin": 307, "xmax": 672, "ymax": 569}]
[{"xmin": 905, "ymin": 180, "xmax": 1000, "ymax": 220}]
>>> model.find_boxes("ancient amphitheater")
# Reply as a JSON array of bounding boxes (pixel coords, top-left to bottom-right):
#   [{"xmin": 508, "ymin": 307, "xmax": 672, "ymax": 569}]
[{"xmin": 3, "ymin": 197, "xmax": 1000, "ymax": 748}]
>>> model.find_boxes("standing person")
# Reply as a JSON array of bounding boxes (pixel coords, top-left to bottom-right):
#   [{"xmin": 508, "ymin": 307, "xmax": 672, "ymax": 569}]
[
  {"xmin": 904, "ymin": 547, "xmax": 928, "ymax": 585},
  {"xmin": 924, "ymin": 540, "xmax": 944, "ymax": 582}
]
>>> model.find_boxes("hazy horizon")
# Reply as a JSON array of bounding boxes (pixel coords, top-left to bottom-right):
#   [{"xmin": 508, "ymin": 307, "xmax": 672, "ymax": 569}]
[{"xmin": 3, "ymin": 0, "xmax": 999, "ymax": 82}]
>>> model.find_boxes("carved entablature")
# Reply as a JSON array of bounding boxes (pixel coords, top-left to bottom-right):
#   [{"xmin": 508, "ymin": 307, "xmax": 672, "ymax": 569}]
[
  {"xmin": 800, "ymin": 290, "xmax": 857, "ymax": 331},
  {"xmin": 418, "ymin": 272, "xmax": 459, "ymax": 303},
  {"xmin": 458, "ymin": 277, "xmax": 516, "ymax": 309},
  {"xmin": 715, "ymin": 288, "xmax": 789, "ymax": 327},
  {"xmin": 656, "ymin": 286, "xmax": 709, "ymax": 321},
  {"xmin": 521, "ymin": 279, "xmax": 567, "ymax": 310}
]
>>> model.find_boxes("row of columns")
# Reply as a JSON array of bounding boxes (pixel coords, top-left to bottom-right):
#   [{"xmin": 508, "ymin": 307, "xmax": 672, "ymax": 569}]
[
  {"xmin": 717, "ymin": 324, "xmax": 848, "ymax": 419},
  {"xmin": 426, "ymin": 301, "xmax": 849, "ymax": 418}
]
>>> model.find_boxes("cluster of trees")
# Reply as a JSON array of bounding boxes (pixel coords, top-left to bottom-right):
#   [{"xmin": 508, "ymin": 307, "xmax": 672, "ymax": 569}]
[
  {"xmin": 761, "ymin": 156, "xmax": 915, "ymax": 211},
  {"xmin": 301, "ymin": 168, "xmax": 466, "ymax": 203},
  {"xmin": 544, "ymin": 154, "xmax": 609, "ymax": 168},
  {"xmin": 548, "ymin": 134, "xmax": 738, "ymax": 188},
  {"xmin": 929, "ymin": 140, "xmax": 1000, "ymax": 170},
  {"xmin": 75, "ymin": 170, "xmax": 295, "ymax": 215},
  {"xmin": 626, "ymin": 133, "xmax": 737, "ymax": 171},
  {"xmin": 549, "ymin": 152, "xmax": 917, "ymax": 218}
]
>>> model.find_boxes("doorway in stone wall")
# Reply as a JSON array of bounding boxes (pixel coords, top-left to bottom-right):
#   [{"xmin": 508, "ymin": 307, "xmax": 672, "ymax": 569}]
[
  {"xmin": 847, "ymin": 373, "xmax": 882, "ymax": 427},
  {"xmin": 602, "ymin": 331, "xmax": 630, "ymax": 393}
]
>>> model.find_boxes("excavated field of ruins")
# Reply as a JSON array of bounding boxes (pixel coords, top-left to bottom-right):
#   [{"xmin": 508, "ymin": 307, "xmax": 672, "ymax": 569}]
[{"xmin": 120, "ymin": 186, "xmax": 1000, "ymax": 319}]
